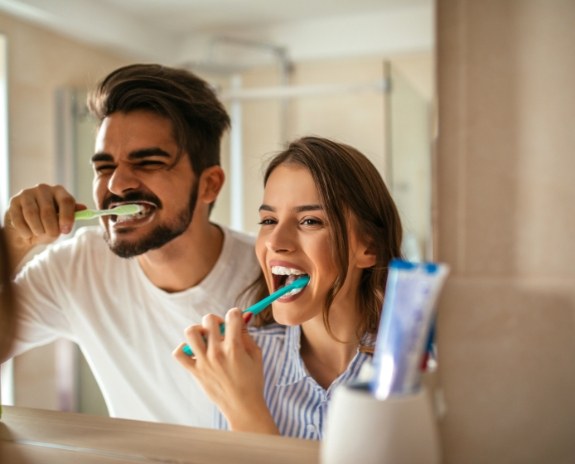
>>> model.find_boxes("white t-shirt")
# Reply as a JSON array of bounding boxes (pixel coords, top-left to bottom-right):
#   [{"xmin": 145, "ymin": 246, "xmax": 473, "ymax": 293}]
[{"xmin": 11, "ymin": 225, "xmax": 260, "ymax": 426}]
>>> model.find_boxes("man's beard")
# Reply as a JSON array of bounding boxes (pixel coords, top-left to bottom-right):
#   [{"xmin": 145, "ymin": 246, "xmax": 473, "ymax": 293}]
[{"xmin": 105, "ymin": 183, "xmax": 199, "ymax": 259}]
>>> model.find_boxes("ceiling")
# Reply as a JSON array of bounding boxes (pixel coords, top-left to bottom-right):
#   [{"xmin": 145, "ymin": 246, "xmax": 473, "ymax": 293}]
[
  {"xmin": 0, "ymin": 0, "xmax": 434, "ymax": 65},
  {"xmin": 99, "ymin": 0, "xmax": 429, "ymax": 33}
]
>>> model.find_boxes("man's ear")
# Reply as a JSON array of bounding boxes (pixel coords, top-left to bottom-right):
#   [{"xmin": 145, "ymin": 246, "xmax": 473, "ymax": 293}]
[{"xmin": 198, "ymin": 166, "xmax": 225, "ymax": 204}]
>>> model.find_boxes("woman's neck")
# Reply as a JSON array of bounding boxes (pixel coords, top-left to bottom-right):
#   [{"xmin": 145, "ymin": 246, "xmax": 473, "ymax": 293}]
[{"xmin": 300, "ymin": 307, "xmax": 362, "ymax": 389}]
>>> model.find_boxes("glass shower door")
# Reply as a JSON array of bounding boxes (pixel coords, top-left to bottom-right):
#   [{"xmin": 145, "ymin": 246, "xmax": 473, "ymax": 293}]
[{"xmin": 385, "ymin": 62, "xmax": 433, "ymax": 262}]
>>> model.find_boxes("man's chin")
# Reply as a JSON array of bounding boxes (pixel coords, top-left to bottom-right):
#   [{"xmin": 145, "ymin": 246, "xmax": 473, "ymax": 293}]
[
  {"xmin": 108, "ymin": 241, "xmax": 147, "ymax": 259},
  {"xmin": 104, "ymin": 227, "xmax": 185, "ymax": 258},
  {"xmin": 105, "ymin": 233, "xmax": 155, "ymax": 259}
]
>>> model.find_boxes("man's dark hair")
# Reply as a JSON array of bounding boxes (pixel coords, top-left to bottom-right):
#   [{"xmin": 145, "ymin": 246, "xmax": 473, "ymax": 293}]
[{"xmin": 87, "ymin": 63, "xmax": 230, "ymax": 175}]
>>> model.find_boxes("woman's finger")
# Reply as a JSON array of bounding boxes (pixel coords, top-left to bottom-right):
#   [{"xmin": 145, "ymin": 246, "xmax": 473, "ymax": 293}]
[
  {"xmin": 172, "ymin": 342, "xmax": 197, "ymax": 368},
  {"xmin": 183, "ymin": 324, "xmax": 209, "ymax": 359}
]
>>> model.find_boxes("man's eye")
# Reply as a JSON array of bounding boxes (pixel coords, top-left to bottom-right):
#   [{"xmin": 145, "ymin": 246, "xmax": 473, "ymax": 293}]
[
  {"xmin": 94, "ymin": 164, "xmax": 115, "ymax": 174},
  {"xmin": 138, "ymin": 160, "xmax": 166, "ymax": 169}
]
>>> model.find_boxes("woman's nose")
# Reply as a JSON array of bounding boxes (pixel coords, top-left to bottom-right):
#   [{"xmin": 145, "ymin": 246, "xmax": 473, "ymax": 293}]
[{"xmin": 265, "ymin": 223, "xmax": 295, "ymax": 253}]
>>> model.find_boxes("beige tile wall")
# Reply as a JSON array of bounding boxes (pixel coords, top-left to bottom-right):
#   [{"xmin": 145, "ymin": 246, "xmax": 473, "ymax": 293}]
[
  {"xmin": 436, "ymin": 1, "xmax": 575, "ymax": 462},
  {"xmin": 211, "ymin": 52, "xmax": 433, "ymax": 235}
]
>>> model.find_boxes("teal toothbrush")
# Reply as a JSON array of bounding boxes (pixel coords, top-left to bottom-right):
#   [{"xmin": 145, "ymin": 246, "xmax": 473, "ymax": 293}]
[
  {"xmin": 182, "ymin": 275, "xmax": 310, "ymax": 356},
  {"xmin": 74, "ymin": 204, "xmax": 144, "ymax": 221}
]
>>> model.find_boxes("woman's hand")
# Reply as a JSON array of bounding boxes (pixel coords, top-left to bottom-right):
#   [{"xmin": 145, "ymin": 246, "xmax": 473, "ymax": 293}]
[{"xmin": 173, "ymin": 308, "xmax": 279, "ymax": 434}]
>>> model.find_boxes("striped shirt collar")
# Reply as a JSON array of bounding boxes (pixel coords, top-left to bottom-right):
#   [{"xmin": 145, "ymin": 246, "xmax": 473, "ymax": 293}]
[{"xmin": 277, "ymin": 325, "xmax": 306, "ymax": 386}]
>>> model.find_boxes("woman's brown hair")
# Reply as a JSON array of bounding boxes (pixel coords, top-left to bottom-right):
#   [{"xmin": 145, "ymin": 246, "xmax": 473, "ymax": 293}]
[{"xmin": 241, "ymin": 136, "xmax": 403, "ymax": 346}]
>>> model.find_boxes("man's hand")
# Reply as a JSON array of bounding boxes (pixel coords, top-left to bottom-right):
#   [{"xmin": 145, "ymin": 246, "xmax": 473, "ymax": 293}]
[{"xmin": 4, "ymin": 184, "xmax": 83, "ymax": 274}]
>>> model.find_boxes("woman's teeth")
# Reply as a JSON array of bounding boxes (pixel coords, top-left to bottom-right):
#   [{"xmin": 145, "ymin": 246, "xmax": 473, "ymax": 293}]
[
  {"xmin": 271, "ymin": 265, "xmax": 305, "ymax": 276},
  {"xmin": 284, "ymin": 286, "xmax": 305, "ymax": 297},
  {"xmin": 271, "ymin": 266, "xmax": 308, "ymax": 295}
]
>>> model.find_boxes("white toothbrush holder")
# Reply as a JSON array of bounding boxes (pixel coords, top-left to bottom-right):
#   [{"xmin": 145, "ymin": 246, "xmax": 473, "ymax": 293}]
[{"xmin": 321, "ymin": 383, "xmax": 442, "ymax": 464}]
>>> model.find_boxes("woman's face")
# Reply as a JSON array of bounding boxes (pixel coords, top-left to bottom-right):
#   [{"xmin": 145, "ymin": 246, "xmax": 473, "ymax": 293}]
[{"xmin": 256, "ymin": 163, "xmax": 371, "ymax": 326}]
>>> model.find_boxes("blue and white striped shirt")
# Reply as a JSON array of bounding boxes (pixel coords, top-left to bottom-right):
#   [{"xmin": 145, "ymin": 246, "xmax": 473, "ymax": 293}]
[{"xmin": 214, "ymin": 323, "xmax": 374, "ymax": 440}]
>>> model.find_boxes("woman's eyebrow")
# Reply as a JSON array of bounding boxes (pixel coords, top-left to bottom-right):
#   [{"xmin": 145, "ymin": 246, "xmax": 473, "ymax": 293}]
[
  {"xmin": 259, "ymin": 204, "xmax": 275, "ymax": 212},
  {"xmin": 258, "ymin": 204, "xmax": 323, "ymax": 212}
]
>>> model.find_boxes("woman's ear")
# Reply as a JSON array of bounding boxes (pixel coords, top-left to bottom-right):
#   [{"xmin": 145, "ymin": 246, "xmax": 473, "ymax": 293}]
[
  {"xmin": 354, "ymin": 240, "xmax": 377, "ymax": 269},
  {"xmin": 199, "ymin": 166, "xmax": 225, "ymax": 204}
]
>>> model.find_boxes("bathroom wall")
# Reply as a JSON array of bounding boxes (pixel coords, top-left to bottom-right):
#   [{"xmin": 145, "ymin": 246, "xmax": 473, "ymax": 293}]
[
  {"xmin": 435, "ymin": 1, "xmax": 575, "ymax": 462},
  {"xmin": 210, "ymin": 52, "xmax": 433, "ymax": 239}
]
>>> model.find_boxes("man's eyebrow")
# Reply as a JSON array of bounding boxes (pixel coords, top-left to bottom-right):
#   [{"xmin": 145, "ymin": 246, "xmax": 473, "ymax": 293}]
[
  {"xmin": 91, "ymin": 148, "xmax": 173, "ymax": 163},
  {"xmin": 258, "ymin": 204, "xmax": 323, "ymax": 212},
  {"xmin": 91, "ymin": 152, "xmax": 113, "ymax": 163}
]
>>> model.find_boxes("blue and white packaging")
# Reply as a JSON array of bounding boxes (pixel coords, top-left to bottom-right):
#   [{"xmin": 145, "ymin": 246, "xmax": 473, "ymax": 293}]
[{"xmin": 371, "ymin": 259, "xmax": 449, "ymax": 400}]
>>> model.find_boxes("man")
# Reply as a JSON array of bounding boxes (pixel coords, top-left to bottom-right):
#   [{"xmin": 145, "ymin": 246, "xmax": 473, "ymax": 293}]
[{"xmin": 2, "ymin": 64, "xmax": 260, "ymax": 426}]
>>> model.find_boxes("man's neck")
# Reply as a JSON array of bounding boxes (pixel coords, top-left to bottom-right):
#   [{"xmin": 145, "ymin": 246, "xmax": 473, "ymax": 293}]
[{"xmin": 136, "ymin": 222, "xmax": 224, "ymax": 293}]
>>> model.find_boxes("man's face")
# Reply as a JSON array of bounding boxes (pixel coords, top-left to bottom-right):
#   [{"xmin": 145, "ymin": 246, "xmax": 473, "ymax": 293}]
[{"xmin": 91, "ymin": 110, "xmax": 198, "ymax": 258}]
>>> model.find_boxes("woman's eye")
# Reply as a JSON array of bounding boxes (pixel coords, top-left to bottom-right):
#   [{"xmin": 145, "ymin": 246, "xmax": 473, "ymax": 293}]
[
  {"xmin": 258, "ymin": 218, "xmax": 277, "ymax": 226},
  {"xmin": 301, "ymin": 217, "xmax": 324, "ymax": 227}
]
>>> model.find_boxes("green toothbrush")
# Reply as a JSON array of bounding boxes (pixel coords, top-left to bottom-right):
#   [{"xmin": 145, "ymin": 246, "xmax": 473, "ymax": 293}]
[{"xmin": 74, "ymin": 204, "xmax": 144, "ymax": 221}]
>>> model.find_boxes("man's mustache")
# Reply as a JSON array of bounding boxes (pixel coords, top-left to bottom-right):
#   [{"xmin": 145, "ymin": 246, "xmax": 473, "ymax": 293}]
[{"xmin": 102, "ymin": 192, "xmax": 162, "ymax": 210}]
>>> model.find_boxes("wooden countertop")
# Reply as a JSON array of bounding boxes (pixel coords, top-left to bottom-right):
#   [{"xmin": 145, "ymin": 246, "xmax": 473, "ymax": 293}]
[{"xmin": 0, "ymin": 406, "xmax": 320, "ymax": 463}]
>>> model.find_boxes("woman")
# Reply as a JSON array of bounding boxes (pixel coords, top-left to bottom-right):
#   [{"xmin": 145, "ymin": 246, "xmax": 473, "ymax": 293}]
[{"xmin": 174, "ymin": 136, "xmax": 403, "ymax": 439}]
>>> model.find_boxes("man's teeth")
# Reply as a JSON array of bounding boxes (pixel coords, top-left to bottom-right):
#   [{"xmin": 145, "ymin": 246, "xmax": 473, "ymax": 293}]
[{"xmin": 115, "ymin": 208, "xmax": 148, "ymax": 223}]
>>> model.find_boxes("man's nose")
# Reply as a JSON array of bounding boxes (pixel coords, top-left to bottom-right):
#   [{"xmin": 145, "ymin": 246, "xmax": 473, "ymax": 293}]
[{"xmin": 107, "ymin": 165, "xmax": 140, "ymax": 195}]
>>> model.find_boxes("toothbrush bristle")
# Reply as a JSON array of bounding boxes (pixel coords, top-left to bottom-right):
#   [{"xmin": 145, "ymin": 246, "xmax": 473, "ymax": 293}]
[
  {"xmin": 293, "ymin": 276, "xmax": 310, "ymax": 288},
  {"xmin": 113, "ymin": 204, "xmax": 143, "ymax": 215}
]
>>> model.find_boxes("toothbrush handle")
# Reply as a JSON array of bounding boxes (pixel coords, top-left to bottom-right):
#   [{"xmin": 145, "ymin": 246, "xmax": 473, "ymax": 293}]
[
  {"xmin": 243, "ymin": 285, "xmax": 295, "ymax": 316},
  {"xmin": 74, "ymin": 210, "xmax": 98, "ymax": 220},
  {"xmin": 182, "ymin": 277, "xmax": 309, "ymax": 356},
  {"xmin": 181, "ymin": 297, "xmax": 273, "ymax": 355}
]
